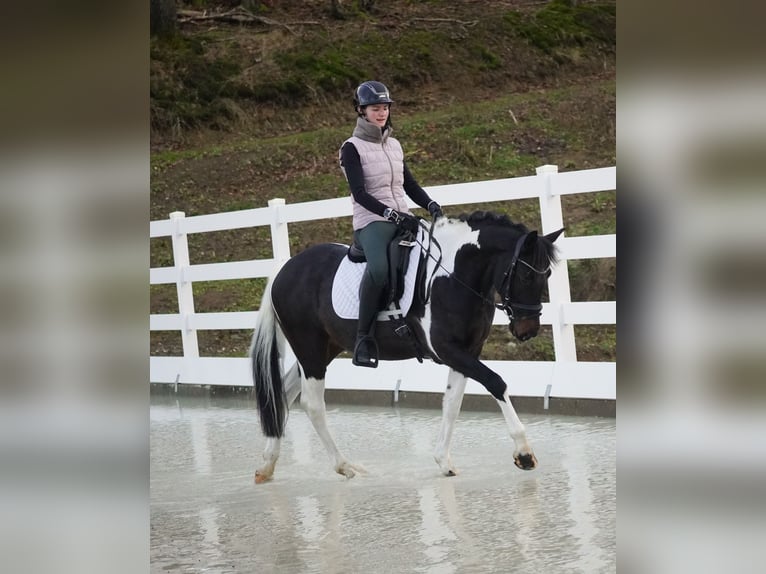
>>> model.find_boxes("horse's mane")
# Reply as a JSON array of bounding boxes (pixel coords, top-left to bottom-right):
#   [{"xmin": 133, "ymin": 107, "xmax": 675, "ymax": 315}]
[
  {"xmin": 459, "ymin": 211, "xmax": 529, "ymax": 234},
  {"xmin": 458, "ymin": 210, "xmax": 558, "ymax": 268}
]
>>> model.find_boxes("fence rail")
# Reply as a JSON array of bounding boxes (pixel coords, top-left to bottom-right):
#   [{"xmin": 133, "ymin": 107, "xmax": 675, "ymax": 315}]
[{"xmin": 150, "ymin": 165, "xmax": 616, "ymax": 402}]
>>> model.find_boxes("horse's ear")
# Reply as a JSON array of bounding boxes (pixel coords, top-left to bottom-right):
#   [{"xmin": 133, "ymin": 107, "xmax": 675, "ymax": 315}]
[
  {"xmin": 522, "ymin": 230, "xmax": 538, "ymax": 250},
  {"xmin": 544, "ymin": 228, "xmax": 565, "ymax": 243}
]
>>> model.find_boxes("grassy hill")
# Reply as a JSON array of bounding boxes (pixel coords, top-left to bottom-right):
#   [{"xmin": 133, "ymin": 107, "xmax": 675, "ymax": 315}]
[{"xmin": 150, "ymin": 0, "xmax": 616, "ymax": 362}]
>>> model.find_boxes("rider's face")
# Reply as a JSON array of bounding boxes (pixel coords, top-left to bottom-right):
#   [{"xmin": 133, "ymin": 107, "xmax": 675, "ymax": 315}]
[{"xmin": 364, "ymin": 104, "xmax": 389, "ymax": 128}]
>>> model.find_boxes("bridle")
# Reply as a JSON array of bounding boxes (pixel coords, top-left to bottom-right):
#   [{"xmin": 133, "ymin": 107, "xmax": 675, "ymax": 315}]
[{"xmin": 495, "ymin": 232, "xmax": 550, "ymax": 322}]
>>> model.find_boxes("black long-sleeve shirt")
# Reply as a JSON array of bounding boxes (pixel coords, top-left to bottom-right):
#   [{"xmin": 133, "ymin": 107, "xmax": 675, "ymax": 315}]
[{"xmin": 340, "ymin": 141, "xmax": 433, "ymax": 217}]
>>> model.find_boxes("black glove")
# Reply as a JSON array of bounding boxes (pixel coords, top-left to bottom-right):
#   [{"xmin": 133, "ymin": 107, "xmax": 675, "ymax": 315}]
[
  {"xmin": 398, "ymin": 213, "xmax": 420, "ymax": 234},
  {"xmin": 385, "ymin": 208, "xmax": 420, "ymax": 234},
  {"xmin": 427, "ymin": 201, "xmax": 443, "ymax": 220}
]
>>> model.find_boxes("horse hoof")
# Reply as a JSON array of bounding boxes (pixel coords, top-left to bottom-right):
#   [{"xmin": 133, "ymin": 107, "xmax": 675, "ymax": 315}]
[
  {"xmin": 335, "ymin": 461, "xmax": 356, "ymax": 479},
  {"xmin": 254, "ymin": 470, "xmax": 272, "ymax": 484},
  {"xmin": 514, "ymin": 452, "xmax": 537, "ymax": 471},
  {"xmin": 336, "ymin": 461, "xmax": 367, "ymax": 479}
]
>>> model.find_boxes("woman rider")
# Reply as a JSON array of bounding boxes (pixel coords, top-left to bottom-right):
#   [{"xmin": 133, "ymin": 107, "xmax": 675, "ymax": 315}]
[{"xmin": 339, "ymin": 80, "xmax": 443, "ymax": 368}]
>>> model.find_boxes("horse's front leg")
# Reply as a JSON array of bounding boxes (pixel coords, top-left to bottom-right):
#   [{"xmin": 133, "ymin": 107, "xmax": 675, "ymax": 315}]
[
  {"xmin": 440, "ymin": 349, "xmax": 537, "ymax": 470},
  {"xmin": 434, "ymin": 369, "xmax": 468, "ymax": 476},
  {"xmin": 301, "ymin": 376, "xmax": 366, "ymax": 479},
  {"xmin": 497, "ymin": 390, "xmax": 537, "ymax": 470}
]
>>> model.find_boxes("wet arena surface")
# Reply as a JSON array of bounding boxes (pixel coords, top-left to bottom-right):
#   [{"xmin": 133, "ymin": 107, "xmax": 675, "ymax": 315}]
[{"xmin": 151, "ymin": 395, "xmax": 615, "ymax": 573}]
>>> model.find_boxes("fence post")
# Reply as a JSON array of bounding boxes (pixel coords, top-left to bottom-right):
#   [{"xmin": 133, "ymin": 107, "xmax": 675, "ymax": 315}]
[
  {"xmin": 169, "ymin": 211, "xmax": 199, "ymax": 359},
  {"xmin": 268, "ymin": 198, "xmax": 291, "ymax": 266},
  {"xmin": 536, "ymin": 165, "xmax": 577, "ymax": 363}
]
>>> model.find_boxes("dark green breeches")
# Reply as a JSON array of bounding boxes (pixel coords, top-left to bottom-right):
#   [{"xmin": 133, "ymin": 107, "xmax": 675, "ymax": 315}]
[{"xmin": 353, "ymin": 221, "xmax": 399, "ymax": 287}]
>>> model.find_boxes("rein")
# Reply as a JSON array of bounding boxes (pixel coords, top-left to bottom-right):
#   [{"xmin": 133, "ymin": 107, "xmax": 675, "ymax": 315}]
[
  {"xmin": 414, "ymin": 221, "xmax": 548, "ymax": 321},
  {"xmin": 419, "ymin": 219, "xmax": 442, "ymax": 304},
  {"xmin": 412, "ymin": 220, "xmax": 479, "ymax": 304}
]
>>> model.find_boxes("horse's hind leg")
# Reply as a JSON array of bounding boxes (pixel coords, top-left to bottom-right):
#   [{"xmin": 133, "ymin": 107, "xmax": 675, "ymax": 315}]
[
  {"xmin": 284, "ymin": 362, "xmax": 302, "ymax": 407},
  {"xmin": 434, "ymin": 369, "xmax": 468, "ymax": 476},
  {"xmin": 255, "ymin": 437, "xmax": 281, "ymax": 484},
  {"xmin": 301, "ymin": 375, "xmax": 366, "ymax": 479},
  {"xmin": 254, "ymin": 363, "xmax": 302, "ymax": 484}
]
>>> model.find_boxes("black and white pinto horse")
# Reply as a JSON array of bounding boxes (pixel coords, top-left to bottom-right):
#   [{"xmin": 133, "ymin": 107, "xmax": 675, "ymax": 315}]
[{"xmin": 250, "ymin": 211, "xmax": 563, "ymax": 483}]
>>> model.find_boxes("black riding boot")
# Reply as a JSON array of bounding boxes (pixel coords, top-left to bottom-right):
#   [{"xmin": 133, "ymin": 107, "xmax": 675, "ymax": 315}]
[{"xmin": 352, "ymin": 274, "xmax": 383, "ymax": 368}]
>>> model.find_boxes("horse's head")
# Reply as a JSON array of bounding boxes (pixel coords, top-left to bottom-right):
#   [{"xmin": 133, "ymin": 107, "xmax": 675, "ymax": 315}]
[{"xmin": 497, "ymin": 228, "xmax": 564, "ymax": 342}]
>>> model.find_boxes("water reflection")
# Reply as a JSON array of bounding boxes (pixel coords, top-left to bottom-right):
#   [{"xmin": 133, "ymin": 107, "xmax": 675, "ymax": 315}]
[
  {"xmin": 416, "ymin": 485, "xmax": 457, "ymax": 573},
  {"xmin": 564, "ymin": 433, "xmax": 609, "ymax": 573},
  {"xmin": 151, "ymin": 397, "xmax": 615, "ymax": 573},
  {"xmin": 512, "ymin": 478, "xmax": 541, "ymax": 566},
  {"xmin": 190, "ymin": 415, "xmax": 211, "ymax": 475}
]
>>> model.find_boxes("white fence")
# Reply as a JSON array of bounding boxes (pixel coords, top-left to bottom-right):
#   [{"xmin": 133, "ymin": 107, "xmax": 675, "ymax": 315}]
[{"xmin": 150, "ymin": 165, "xmax": 616, "ymax": 402}]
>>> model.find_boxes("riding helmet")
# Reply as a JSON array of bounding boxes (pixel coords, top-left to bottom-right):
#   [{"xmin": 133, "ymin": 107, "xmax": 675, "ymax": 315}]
[{"xmin": 354, "ymin": 80, "xmax": 394, "ymax": 114}]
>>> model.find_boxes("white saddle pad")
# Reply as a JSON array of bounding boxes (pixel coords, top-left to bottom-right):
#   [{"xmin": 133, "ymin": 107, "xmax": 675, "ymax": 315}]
[{"xmin": 331, "ymin": 228, "xmax": 425, "ymax": 321}]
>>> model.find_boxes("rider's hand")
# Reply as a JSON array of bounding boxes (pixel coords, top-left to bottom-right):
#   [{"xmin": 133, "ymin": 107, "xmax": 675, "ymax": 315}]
[
  {"xmin": 385, "ymin": 208, "xmax": 419, "ymax": 234},
  {"xmin": 427, "ymin": 201, "xmax": 443, "ymax": 220},
  {"xmin": 398, "ymin": 213, "xmax": 420, "ymax": 234}
]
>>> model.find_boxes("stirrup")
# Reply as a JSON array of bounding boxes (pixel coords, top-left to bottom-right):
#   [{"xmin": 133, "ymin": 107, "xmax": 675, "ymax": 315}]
[{"xmin": 352, "ymin": 335, "xmax": 379, "ymax": 368}]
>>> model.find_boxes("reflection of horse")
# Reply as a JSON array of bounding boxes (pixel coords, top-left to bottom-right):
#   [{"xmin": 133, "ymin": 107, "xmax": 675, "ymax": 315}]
[{"xmin": 251, "ymin": 211, "xmax": 563, "ymax": 482}]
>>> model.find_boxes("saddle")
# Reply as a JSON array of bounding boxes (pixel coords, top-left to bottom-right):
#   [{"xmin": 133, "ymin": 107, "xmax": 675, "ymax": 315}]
[
  {"xmin": 347, "ymin": 228, "xmax": 416, "ymax": 308},
  {"xmin": 332, "ymin": 225, "xmax": 440, "ymax": 363},
  {"xmin": 331, "ymin": 228, "xmax": 425, "ymax": 321}
]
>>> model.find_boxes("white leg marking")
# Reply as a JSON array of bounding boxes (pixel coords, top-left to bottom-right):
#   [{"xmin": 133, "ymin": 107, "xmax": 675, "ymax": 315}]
[
  {"xmin": 301, "ymin": 376, "xmax": 366, "ymax": 479},
  {"xmin": 255, "ymin": 437, "xmax": 281, "ymax": 483},
  {"xmin": 433, "ymin": 369, "xmax": 467, "ymax": 476},
  {"xmin": 254, "ymin": 364, "xmax": 300, "ymax": 484},
  {"xmin": 497, "ymin": 392, "xmax": 537, "ymax": 470}
]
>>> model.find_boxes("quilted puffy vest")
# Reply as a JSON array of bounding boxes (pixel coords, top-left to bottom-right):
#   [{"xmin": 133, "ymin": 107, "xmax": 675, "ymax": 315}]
[{"xmin": 340, "ymin": 118, "xmax": 412, "ymax": 230}]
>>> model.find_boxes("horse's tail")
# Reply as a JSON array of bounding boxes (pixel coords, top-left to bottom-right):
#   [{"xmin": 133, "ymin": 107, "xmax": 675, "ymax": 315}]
[{"xmin": 250, "ymin": 276, "xmax": 287, "ymax": 438}]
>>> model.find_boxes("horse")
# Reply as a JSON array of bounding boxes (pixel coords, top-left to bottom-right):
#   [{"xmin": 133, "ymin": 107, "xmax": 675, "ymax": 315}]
[{"xmin": 250, "ymin": 211, "xmax": 563, "ymax": 483}]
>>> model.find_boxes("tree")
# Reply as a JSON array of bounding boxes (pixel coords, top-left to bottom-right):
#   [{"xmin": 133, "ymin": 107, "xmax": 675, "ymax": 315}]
[{"xmin": 150, "ymin": 0, "xmax": 177, "ymax": 38}]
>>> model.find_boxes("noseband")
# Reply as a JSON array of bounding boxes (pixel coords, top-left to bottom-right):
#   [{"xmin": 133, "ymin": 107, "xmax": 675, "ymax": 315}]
[{"xmin": 495, "ymin": 233, "xmax": 550, "ymax": 321}]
